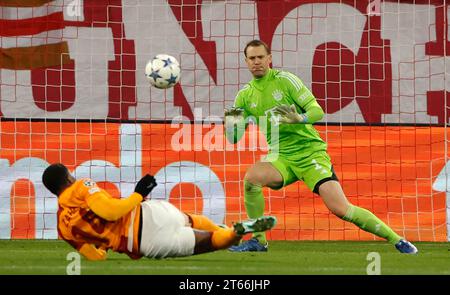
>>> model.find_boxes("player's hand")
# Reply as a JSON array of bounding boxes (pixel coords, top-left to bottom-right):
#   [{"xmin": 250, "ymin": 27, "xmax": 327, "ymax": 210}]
[
  {"xmin": 224, "ymin": 107, "xmax": 244, "ymax": 128},
  {"xmin": 273, "ymin": 104, "xmax": 305, "ymax": 124},
  {"xmin": 134, "ymin": 174, "xmax": 157, "ymax": 198}
]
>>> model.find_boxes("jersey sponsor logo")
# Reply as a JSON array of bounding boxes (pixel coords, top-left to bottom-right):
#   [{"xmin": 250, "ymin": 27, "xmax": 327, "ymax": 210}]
[
  {"xmin": 250, "ymin": 102, "xmax": 258, "ymax": 109},
  {"xmin": 272, "ymin": 89, "xmax": 283, "ymax": 101}
]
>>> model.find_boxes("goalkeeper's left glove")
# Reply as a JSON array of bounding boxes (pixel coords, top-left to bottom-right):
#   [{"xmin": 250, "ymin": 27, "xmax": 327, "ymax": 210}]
[
  {"xmin": 273, "ymin": 104, "xmax": 307, "ymax": 124},
  {"xmin": 224, "ymin": 107, "xmax": 244, "ymax": 117}
]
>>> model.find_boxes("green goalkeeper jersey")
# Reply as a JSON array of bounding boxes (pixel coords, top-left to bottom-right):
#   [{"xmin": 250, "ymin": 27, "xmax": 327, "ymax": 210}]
[{"xmin": 233, "ymin": 68, "xmax": 327, "ymax": 159}]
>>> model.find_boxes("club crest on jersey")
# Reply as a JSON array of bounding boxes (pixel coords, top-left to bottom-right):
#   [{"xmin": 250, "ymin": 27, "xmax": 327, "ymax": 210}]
[
  {"xmin": 83, "ymin": 180, "xmax": 96, "ymax": 187},
  {"xmin": 272, "ymin": 89, "xmax": 283, "ymax": 101}
]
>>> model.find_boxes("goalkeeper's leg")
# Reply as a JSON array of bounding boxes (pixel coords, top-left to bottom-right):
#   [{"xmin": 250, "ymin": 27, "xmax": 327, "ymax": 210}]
[
  {"xmin": 244, "ymin": 180, "xmax": 266, "ymax": 243},
  {"xmin": 242, "ymin": 162, "xmax": 284, "ymax": 244},
  {"xmin": 318, "ymin": 180, "xmax": 417, "ymax": 253}
]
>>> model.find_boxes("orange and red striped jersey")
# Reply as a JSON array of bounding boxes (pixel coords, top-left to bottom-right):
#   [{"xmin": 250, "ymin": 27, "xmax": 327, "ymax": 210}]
[{"xmin": 57, "ymin": 179, "xmax": 143, "ymax": 260}]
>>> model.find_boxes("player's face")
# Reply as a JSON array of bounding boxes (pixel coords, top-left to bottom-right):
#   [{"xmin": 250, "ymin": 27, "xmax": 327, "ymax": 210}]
[{"xmin": 245, "ymin": 45, "xmax": 272, "ymax": 78}]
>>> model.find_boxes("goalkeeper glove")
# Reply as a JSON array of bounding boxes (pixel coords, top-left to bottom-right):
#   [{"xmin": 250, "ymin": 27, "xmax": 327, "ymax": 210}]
[
  {"xmin": 224, "ymin": 107, "xmax": 244, "ymax": 117},
  {"xmin": 134, "ymin": 174, "xmax": 157, "ymax": 198},
  {"xmin": 273, "ymin": 104, "xmax": 307, "ymax": 124},
  {"xmin": 224, "ymin": 107, "xmax": 245, "ymax": 129}
]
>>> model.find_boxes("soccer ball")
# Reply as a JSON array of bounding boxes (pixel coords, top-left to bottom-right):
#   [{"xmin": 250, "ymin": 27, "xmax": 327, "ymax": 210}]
[{"xmin": 145, "ymin": 54, "xmax": 181, "ymax": 89}]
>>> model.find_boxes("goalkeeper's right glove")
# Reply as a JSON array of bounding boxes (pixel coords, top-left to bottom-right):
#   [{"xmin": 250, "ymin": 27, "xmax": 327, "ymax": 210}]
[
  {"xmin": 224, "ymin": 107, "xmax": 245, "ymax": 129},
  {"xmin": 224, "ymin": 107, "xmax": 244, "ymax": 117},
  {"xmin": 134, "ymin": 174, "xmax": 157, "ymax": 198}
]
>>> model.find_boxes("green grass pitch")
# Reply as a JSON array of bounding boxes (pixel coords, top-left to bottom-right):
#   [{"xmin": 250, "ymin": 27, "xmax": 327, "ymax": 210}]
[{"xmin": 0, "ymin": 240, "xmax": 449, "ymax": 275}]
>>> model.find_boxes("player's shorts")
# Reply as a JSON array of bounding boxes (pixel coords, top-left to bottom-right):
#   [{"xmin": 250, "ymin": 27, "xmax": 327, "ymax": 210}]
[
  {"xmin": 139, "ymin": 200, "xmax": 195, "ymax": 259},
  {"xmin": 265, "ymin": 150, "xmax": 338, "ymax": 194}
]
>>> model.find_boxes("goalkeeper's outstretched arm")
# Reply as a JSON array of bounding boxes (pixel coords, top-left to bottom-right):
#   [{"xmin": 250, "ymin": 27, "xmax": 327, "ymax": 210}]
[
  {"xmin": 299, "ymin": 98, "xmax": 324, "ymax": 123},
  {"xmin": 224, "ymin": 107, "xmax": 248, "ymax": 144}
]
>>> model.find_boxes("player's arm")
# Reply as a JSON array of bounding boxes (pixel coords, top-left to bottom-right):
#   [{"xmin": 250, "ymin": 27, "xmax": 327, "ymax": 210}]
[
  {"xmin": 273, "ymin": 99, "xmax": 324, "ymax": 124},
  {"xmin": 85, "ymin": 175, "xmax": 156, "ymax": 221},
  {"xmin": 274, "ymin": 73, "xmax": 324, "ymax": 124},
  {"xmin": 86, "ymin": 192, "xmax": 142, "ymax": 221},
  {"xmin": 78, "ymin": 243, "xmax": 107, "ymax": 261}
]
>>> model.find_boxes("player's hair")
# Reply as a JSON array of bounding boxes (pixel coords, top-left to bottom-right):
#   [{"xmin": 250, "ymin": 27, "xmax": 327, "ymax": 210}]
[
  {"xmin": 42, "ymin": 163, "xmax": 71, "ymax": 196},
  {"xmin": 244, "ymin": 39, "xmax": 271, "ymax": 57}
]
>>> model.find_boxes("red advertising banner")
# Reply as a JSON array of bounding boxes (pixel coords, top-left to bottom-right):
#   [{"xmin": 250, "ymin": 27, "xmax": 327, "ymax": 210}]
[{"xmin": 0, "ymin": 121, "xmax": 446, "ymax": 241}]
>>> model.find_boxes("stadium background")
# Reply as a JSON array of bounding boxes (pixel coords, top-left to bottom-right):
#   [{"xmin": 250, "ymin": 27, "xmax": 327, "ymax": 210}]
[{"xmin": 0, "ymin": 0, "xmax": 449, "ymax": 243}]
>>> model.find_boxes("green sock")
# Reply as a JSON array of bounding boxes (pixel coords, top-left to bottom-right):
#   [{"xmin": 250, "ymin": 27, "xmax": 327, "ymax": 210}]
[
  {"xmin": 244, "ymin": 180, "xmax": 266, "ymax": 244},
  {"xmin": 342, "ymin": 204, "xmax": 402, "ymax": 244}
]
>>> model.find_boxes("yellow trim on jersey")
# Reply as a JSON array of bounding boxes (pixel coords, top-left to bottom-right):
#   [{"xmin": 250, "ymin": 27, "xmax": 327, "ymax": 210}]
[{"xmin": 87, "ymin": 192, "xmax": 143, "ymax": 221}]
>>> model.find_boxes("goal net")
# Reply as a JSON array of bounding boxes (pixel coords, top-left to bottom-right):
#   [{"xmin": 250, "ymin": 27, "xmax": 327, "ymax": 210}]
[{"xmin": 0, "ymin": 0, "xmax": 448, "ymax": 241}]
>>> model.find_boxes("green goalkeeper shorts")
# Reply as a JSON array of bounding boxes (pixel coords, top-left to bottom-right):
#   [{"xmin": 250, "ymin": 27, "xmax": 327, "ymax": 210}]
[{"xmin": 264, "ymin": 151, "xmax": 338, "ymax": 194}]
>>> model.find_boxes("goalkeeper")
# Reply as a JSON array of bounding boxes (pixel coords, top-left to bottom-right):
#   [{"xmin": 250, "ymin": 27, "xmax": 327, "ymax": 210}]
[
  {"xmin": 225, "ymin": 39, "xmax": 417, "ymax": 254},
  {"xmin": 42, "ymin": 163, "xmax": 276, "ymax": 260}
]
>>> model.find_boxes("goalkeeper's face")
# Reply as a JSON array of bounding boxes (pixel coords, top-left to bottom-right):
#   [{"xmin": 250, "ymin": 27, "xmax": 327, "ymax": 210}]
[{"xmin": 245, "ymin": 45, "xmax": 272, "ymax": 78}]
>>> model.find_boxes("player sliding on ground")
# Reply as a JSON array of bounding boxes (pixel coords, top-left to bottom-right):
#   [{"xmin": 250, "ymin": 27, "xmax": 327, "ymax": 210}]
[
  {"xmin": 42, "ymin": 163, "xmax": 276, "ymax": 260},
  {"xmin": 225, "ymin": 39, "xmax": 417, "ymax": 254}
]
